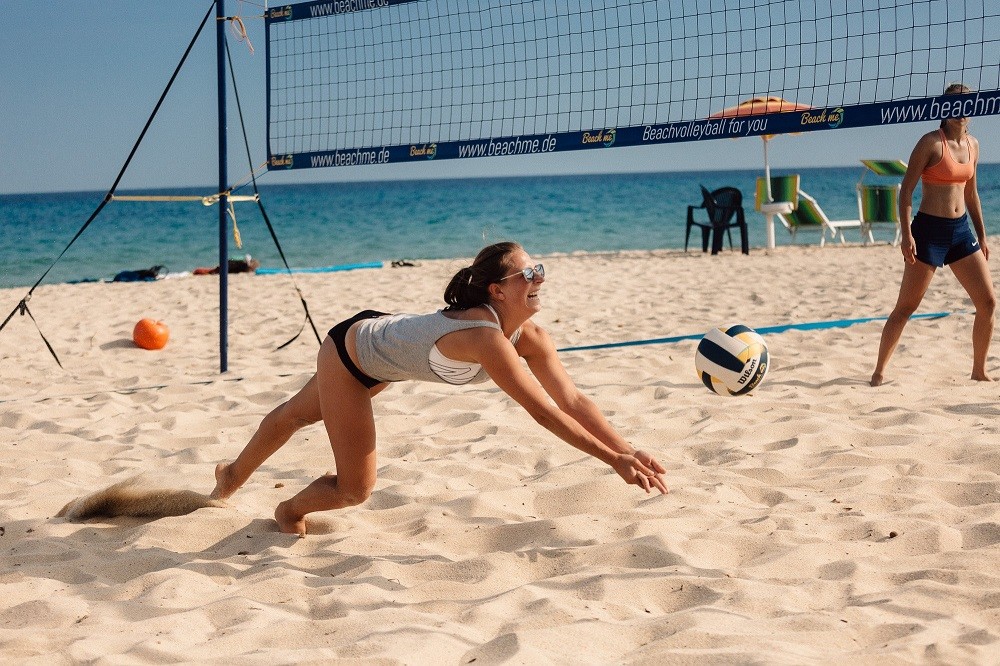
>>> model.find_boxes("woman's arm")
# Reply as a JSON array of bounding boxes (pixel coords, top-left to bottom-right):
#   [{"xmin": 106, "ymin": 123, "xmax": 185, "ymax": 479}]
[
  {"xmin": 965, "ymin": 137, "xmax": 989, "ymax": 260},
  {"xmin": 518, "ymin": 322, "xmax": 667, "ymax": 492},
  {"xmin": 898, "ymin": 133, "xmax": 934, "ymax": 263},
  {"xmin": 465, "ymin": 325, "xmax": 668, "ymax": 494},
  {"xmin": 516, "ymin": 322, "xmax": 632, "ymax": 451}
]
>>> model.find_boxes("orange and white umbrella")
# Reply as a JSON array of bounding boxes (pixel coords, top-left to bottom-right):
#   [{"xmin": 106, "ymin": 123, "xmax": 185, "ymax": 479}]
[{"xmin": 709, "ymin": 96, "xmax": 812, "ymax": 201}]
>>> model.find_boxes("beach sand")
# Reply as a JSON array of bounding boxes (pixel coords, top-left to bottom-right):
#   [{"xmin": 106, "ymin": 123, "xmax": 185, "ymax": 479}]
[{"xmin": 2, "ymin": 243, "xmax": 999, "ymax": 663}]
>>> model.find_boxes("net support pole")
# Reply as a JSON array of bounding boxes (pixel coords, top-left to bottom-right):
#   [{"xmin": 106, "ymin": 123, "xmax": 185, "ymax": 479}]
[{"xmin": 216, "ymin": 0, "xmax": 229, "ymax": 373}]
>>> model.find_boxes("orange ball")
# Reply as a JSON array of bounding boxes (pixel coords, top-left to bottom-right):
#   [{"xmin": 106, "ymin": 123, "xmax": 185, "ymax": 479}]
[{"xmin": 133, "ymin": 318, "xmax": 170, "ymax": 350}]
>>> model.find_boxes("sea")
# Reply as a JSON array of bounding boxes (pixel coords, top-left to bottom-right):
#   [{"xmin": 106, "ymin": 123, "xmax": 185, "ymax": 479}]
[{"xmin": 4, "ymin": 165, "xmax": 1000, "ymax": 290}]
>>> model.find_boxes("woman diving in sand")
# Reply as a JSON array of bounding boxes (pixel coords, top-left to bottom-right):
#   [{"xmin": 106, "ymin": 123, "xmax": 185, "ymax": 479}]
[{"xmin": 211, "ymin": 241, "xmax": 668, "ymax": 535}]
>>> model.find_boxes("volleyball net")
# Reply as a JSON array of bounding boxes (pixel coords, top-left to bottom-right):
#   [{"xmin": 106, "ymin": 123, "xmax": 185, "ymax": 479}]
[{"xmin": 264, "ymin": 0, "xmax": 1000, "ymax": 171}]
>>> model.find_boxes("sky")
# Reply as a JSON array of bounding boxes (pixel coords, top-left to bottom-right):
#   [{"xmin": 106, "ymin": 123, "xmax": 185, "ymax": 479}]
[{"xmin": 2, "ymin": 1, "xmax": 999, "ymax": 196}]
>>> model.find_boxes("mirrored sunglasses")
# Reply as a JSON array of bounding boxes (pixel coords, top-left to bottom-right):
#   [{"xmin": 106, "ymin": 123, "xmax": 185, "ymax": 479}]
[{"xmin": 500, "ymin": 263, "xmax": 545, "ymax": 282}]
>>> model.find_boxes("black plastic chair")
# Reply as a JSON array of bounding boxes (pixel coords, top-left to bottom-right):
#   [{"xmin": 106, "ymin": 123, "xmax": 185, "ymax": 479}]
[{"xmin": 685, "ymin": 185, "xmax": 749, "ymax": 255}]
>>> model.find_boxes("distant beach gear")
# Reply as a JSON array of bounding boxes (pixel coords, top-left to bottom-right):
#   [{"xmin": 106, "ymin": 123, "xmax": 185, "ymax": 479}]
[
  {"xmin": 193, "ymin": 255, "xmax": 260, "ymax": 275},
  {"xmin": 133, "ymin": 319, "xmax": 170, "ymax": 350},
  {"xmin": 112, "ymin": 265, "xmax": 167, "ymax": 282},
  {"xmin": 694, "ymin": 325, "xmax": 770, "ymax": 396}
]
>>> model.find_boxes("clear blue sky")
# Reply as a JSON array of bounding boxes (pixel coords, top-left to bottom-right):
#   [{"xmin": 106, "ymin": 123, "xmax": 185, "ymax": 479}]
[{"xmin": 2, "ymin": 1, "xmax": 998, "ymax": 196}]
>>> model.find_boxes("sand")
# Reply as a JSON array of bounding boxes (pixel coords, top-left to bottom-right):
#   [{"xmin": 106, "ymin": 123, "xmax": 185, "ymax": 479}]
[{"xmin": 2, "ymin": 242, "xmax": 999, "ymax": 663}]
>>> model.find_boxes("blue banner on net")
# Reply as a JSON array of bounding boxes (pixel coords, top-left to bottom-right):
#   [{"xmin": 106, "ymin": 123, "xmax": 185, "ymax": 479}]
[
  {"xmin": 265, "ymin": 0, "xmax": 417, "ymax": 23},
  {"xmin": 267, "ymin": 92, "xmax": 1000, "ymax": 172}
]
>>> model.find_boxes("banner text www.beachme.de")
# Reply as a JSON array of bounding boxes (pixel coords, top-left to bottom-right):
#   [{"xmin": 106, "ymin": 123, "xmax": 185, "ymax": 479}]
[
  {"xmin": 268, "ymin": 93, "xmax": 1000, "ymax": 171},
  {"xmin": 879, "ymin": 91, "xmax": 1000, "ymax": 124}
]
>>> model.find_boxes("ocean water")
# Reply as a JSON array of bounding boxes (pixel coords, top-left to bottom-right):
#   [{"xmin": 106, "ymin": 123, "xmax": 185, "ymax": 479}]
[{"xmin": 3, "ymin": 165, "xmax": 1000, "ymax": 290}]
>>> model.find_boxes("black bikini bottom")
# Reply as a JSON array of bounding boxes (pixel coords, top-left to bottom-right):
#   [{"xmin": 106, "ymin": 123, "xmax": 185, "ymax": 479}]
[{"xmin": 328, "ymin": 310, "xmax": 389, "ymax": 389}]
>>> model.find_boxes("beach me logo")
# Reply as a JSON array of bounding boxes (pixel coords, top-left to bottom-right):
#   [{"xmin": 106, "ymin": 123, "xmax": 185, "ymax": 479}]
[
  {"xmin": 799, "ymin": 107, "xmax": 844, "ymax": 130},
  {"xmin": 270, "ymin": 154, "xmax": 294, "ymax": 169},
  {"xmin": 268, "ymin": 5, "xmax": 292, "ymax": 19},
  {"xmin": 409, "ymin": 143, "xmax": 437, "ymax": 160},
  {"xmin": 827, "ymin": 107, "xmax": 845, "ymax": 129},
  {"xmin": 582, "ymin": 128, "xmax": 616, "ymax": 148}
]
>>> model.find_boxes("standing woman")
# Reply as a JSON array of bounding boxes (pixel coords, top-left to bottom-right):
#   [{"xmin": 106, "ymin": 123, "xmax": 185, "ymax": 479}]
[
  {"xmin": 871, "ymin": 83, "xmax": 996, "ymax": 386},
  {"xmin": 212, "ymin": 241, "xmax": 668, "ymax": 535}
]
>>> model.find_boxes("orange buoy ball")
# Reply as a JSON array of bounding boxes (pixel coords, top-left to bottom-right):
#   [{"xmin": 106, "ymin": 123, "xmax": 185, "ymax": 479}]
[{"xmin": 133, "ymin": 318, "xmax": 170, "ymax": 350}]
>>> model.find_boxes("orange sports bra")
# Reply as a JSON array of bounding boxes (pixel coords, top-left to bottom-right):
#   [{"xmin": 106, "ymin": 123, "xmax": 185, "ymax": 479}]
[{"xmin": 922, "ymin": 129, "xmax": 975, "ymax": 185}]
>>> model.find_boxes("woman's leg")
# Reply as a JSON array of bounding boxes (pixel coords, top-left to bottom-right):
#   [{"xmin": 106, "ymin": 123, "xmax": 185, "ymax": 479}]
[
  {"xmin": 212, "ymin": 374, "xmax": 324, "ymax": 499},
  {"xmin": 871, "ymin": 260, "xmax": 936, "ymax": 386},
  {"xmin": 274, "ymin": 338, "xmax": 386, "ymax": 535},
  {"xmin": 949, "ymin": 251, "xmax": 997, "ymax": 381}
]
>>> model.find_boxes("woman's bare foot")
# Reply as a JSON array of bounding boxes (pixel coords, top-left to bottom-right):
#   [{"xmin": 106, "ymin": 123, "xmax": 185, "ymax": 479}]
[
  {"xmin": 275, "ymin": 501, "xmax": 307, "ymax": 537},
  {"xmin": 971, "ymin": 372, "xmax": 994, "ymax": 382},
  {"xmin": 211, "ymin": 462, "xmax": 241, "ymax": 500},
  {"xmin": 870, "ymin": 372, "xmax": 885, "ymax": 387}
]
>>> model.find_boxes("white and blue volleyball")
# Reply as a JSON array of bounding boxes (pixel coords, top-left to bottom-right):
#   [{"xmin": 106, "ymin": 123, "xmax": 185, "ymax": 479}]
[{"xmin": 694, "ymin": 325, "xmax": 769, "ymax": 396}]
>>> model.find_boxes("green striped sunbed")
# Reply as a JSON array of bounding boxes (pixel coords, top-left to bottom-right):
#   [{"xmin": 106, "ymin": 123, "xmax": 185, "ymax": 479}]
[
  {"xmin": 856, "ymin": 183, "xmax": 902, "ymax": 246},
  {"xmin": 777, "ymin": 190, "xmax": 861, "ymax": 246}
]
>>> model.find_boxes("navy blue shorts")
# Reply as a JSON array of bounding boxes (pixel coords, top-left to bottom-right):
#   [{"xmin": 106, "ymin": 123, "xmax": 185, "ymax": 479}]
[
  {"xmin": 911, "ymin": 211, "xmax": 980, "ymax": 268},
  {"xmin": 328, "ymin": 310, "xmax": 389, "ymax": 389}
]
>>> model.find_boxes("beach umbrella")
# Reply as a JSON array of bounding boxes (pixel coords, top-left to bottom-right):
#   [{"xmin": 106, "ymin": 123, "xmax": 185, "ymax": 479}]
[{"xmin": 708, "ymin": 96, "xmax": 812, "ymax": 201}]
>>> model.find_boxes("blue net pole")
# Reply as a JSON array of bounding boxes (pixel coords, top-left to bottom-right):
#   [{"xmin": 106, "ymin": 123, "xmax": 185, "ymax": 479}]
[{"xmin": 217, "ymin": 0, "xmax": 230, "ymax": 373}]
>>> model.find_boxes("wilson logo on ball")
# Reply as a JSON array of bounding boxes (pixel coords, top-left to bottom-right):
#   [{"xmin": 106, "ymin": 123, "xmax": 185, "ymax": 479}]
[{"xmin": 694, "ymin": 324, "xmax": 769, "ymax": 396}]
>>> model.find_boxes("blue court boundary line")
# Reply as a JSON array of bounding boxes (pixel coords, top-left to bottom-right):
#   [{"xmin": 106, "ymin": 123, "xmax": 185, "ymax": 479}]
[
  {"xmin": 256, "ymin": 261, "xmax": 383, "ymax": 275},
  {"xmin": 557, "ymin": 312, "xmax": 955, "ymax": 353}
]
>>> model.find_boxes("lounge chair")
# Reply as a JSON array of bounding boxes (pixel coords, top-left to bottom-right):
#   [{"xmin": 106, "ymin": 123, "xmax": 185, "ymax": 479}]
[
  {"xmin": 753, "ymin": 175, "xmax": 800, "ymax": 248},
  {"xmin": 856, "ymin": 159, "xmax": 906, "ymax": 246},
  {"xmin": 754, "ymin": 174, "xmax": 800, "ymax": 211},
  {"xmin": 685, "ymin": 185, "xmax": 749, "ymax": 255},
  {"xmin": 757, "ymin": 176, "xmax": 860, "ymax": 246},
  {"xmin": 778, "ymin": 190, "xmax": 861, "ymax": 246},
  {"xmin": 857, "ymin": 184, "xmax": 902, "ymax": 246}
]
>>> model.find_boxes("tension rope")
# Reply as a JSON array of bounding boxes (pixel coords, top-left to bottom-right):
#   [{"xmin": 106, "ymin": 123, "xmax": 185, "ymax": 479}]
[
  {"xmin": 2, "ymin": 2, "xmax": 321, "ymax": 367},
  {"xmin": 224, "ymin": 36, "xmax": 322, "ymax": 349},
  {"xmin": 0, "ymin": 1, "xmax": 217, "ymax": 367}
]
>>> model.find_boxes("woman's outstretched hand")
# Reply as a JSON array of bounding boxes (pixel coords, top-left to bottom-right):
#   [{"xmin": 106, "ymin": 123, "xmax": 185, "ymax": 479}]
[{"xmin": 612, "ymin": 450, "xmax": 668, "ymax": 494}]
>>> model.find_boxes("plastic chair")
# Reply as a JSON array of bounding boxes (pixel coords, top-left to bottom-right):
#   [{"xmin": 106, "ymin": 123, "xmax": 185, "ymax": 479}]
[{"xmin": 685, "ymin": 185, "xmax": 748, "ymax": 255}]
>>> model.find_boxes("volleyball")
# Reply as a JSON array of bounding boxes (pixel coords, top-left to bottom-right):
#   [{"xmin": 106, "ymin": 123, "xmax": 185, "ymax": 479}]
[{"xmin": 694, "ymin": 325, "xmax": 769, "ymax": 396}]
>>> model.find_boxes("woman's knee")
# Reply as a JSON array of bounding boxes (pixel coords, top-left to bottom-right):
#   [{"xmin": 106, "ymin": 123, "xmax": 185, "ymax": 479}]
[
  {"xmin": 888, "ymin": 304, "xmax": 919, "ymax": 324},
  {"xmin": 978, "ymin": 290, "xmax": 997, "ymax": 317}
]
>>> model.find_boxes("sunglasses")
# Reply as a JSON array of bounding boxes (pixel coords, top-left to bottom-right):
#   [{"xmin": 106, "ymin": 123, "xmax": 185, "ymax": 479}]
[{"xmin": 499, "ymin": 263, "xmax": 545, "ymax": 282}]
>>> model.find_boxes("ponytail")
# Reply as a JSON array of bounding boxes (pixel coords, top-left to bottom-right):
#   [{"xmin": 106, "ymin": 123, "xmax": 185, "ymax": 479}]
[{"xmin": 443, "ymin": 241, "xmax": 521, "ymax": 310}]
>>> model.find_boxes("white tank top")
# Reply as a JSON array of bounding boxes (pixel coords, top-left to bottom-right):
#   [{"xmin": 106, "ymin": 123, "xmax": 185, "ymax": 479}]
[{"xmin": 354, "ymin": 304, "xmax": 522, "ymax": 385}]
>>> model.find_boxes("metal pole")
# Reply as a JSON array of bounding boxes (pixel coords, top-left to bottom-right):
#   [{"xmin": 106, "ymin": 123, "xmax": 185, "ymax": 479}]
[{"xmin": 216, "ymin": 0, "xmax": 229, "ymax": 373}]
